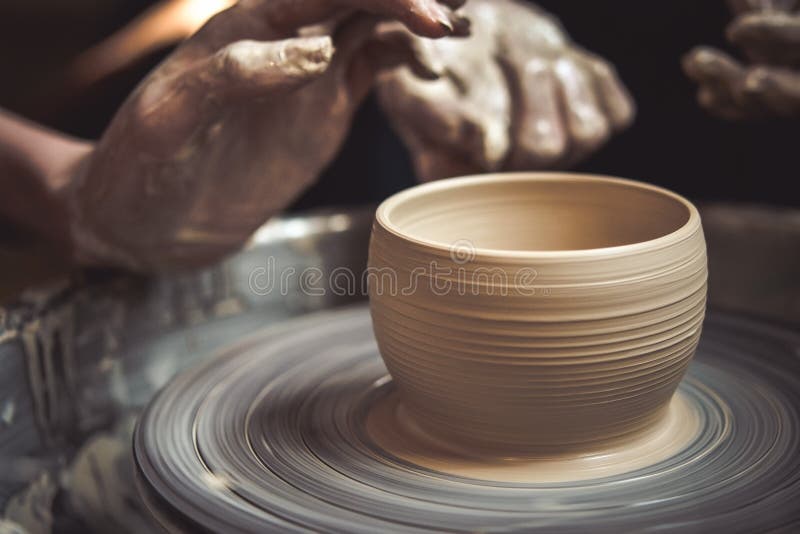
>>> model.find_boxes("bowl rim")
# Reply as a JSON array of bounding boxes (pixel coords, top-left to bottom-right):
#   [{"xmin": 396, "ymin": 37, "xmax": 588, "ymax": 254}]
[{"xmin": 374, "ymin": 172, "xmax": 702, "ymax": 260}]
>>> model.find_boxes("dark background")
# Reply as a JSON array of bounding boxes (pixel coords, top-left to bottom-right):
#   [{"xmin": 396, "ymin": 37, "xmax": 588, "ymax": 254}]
[{"xmin": 0, "ymin": 0, "xmax": 797, "ymax": 209}]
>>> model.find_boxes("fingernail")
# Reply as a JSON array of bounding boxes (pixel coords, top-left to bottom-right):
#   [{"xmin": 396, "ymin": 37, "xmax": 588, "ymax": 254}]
[
  {"xmin": 298, "ymin": 36, "xmax": 334, "ymax": 63},
  {"xmin": 428, "ymin": 2, "xmax": 454, "ymax": 33},
  {"xmin": 286, "ymin": 36, "xmax": 334, "ymax": 69},
  {"xmin": 437, "ymin": 16, "xmax": 454, "ymax": 33}
]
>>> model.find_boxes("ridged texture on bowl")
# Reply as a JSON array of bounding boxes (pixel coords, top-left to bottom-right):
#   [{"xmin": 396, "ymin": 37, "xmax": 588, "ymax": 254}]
[{"xmin": 368, "ymin": 174, "xmax": 708, "ymax": 453}]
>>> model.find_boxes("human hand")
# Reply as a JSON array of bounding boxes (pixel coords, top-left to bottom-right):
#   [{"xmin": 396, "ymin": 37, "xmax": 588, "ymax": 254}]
[
  {"xmin": 66, "ymin": 0, "xmax": 468, "ymax": 270},
  {"xmin": 684, "ymin": 0, "xmax": 800, "ymax": 119},
  {"xmin": 375, "ymin": 0, "xmax": 635, "ymax": 181}
]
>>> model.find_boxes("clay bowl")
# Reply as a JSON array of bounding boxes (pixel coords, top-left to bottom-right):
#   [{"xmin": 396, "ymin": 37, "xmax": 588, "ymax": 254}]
[{"xmin": 368, "ymin": 173, "xmax": 707, "ymax": 455}]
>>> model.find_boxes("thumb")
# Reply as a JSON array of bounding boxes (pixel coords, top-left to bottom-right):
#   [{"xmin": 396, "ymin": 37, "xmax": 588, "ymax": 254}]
[
  {"xmin": 206, "ymin": 36, "xmax": 334, "ymax": 98},
  {"xmin": 132, "ymin": 36, "xmax": 333, "ymax": 153}
]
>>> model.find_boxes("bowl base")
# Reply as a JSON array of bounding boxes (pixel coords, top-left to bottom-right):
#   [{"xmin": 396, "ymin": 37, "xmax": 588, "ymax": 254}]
[{"xmin": 366, "ymin": 389, "xmax": 701, "ymax": 483}]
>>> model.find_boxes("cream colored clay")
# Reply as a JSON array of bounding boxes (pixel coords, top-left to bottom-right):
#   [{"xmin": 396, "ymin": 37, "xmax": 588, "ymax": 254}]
[{"xmin": 367, "ymin": 173, "xmax": 708, "ymax": 467}]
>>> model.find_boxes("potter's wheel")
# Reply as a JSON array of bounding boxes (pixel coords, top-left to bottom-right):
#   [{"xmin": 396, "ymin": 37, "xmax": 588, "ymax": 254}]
[{"xmin": 134, "ymin": 305, "xmax": 800, "ymax": 532}]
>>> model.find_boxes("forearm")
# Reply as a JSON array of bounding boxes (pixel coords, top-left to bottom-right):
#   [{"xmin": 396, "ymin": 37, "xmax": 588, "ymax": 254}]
[{"xmin": 0, "ymin": 110, "xmax": 94, "ymax": 251}]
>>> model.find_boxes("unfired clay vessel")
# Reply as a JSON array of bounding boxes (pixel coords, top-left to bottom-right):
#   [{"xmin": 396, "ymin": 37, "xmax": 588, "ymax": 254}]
[{"xmin": 368, "ymin": 173, "xmax": 708, "ymax": 454}]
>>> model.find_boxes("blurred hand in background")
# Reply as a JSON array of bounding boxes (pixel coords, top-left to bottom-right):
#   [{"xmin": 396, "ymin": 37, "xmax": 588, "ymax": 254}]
[{"xmin": 684, "ymin": 0, "xmax": 800, "ymax": 118}]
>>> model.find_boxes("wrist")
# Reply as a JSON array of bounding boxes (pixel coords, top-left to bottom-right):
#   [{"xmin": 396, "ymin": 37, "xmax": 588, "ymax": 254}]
[{"xmin": 0, "ymin": 110, "xmax": 95, "ymax": 256}]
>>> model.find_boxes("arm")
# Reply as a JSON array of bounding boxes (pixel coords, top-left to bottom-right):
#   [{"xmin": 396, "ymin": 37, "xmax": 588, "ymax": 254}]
[
  {"xmin": 0, "ymin": 110, "xmax": 93, "ymax": 257},
  {"xmin": 2, "ymin": 0, "xmax": 466, "ymax": 272}
]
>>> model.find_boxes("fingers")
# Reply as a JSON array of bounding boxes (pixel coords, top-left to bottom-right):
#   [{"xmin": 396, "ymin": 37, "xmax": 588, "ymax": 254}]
[
  {"xmin": 134, "ymin": 36, "xmax": 333, "ymax": 151},
  {"xmin": 683, "ymin": 47, "xmax": 744, "ymax": 85},
  {"xmin": 172, "ymin": 4, "xmax": 277, "ymax": 63},
  {"xmin": 684, "ymin": 45, "xmax": 800, "ymax": 117},
  {"xmin": 360, "ymin": 27, "xmax": 442, "ymax": 80},
  {"xmin": 697, "ymin": 86, "xmax": 751, "ymax": 119},
  {"xmin": 237, "ymin": 0, "xmax": 334, "ymax": 30},
  {"xmin": 364, "ymin": 0, "xmax": 471, "ymax": 37},
  {"xmin": 584, "ymin": 55, "xmax": 636, "ymax": 130},
  {"xmin": 463, "ymin": 106, "xmax": 510, "ymax": 171},
  {"xmin": 328, "ymin": 14, "xmax": 386, "ymax": 100},
  {"xmin": 552, "ymin": 57, "xmax": 611, "ymax": 162},
  {"xmin": 728, "ymin": 12, "xmax": 800, "ymax": 65},
  {"xmin": 380, "ymin": 86, "xmax": 486, "ymax": 182},
  {"xmin": 377, "ymin": 69, "xmax": 509, "ymax": 180},
  {"xmin": 683, "ymin": 46, "xmax": 751, "ymax": 117},
  {"xmin": 240, "ymin": 0, "xmax": 469, "ymax": 38},
  {"xmin": 437, "ymin": 0, "xmax": 468, "ymax": 9},
  {"xmin": 178, "ymin": 0, "xmax": 468, "ymax": 69},
  {"xmin": 727, "ymin": 0, "xmax": 798, "ymax": 15},
  {"xmin": 334, "ymin": 16, "xmax": 451, "ymax": 105},
  {"xmin": 506, "ymin": 58, "xmax": 567, "ymax": 168},
  {"xmin": 363, "ymin": 43, "xmax": 439, "ymax": 80},
  {"xmin": 398, "ymin": 74, "xmax": 511, "ymax": 171},
  {"xmin": 728, "ymin": 0, "xmax": 758, "ymax": 15},
  {"xmin": 683, "ymin": 47, "xmax": 751, "ymax": 117},
  {"xmin": 377, "ymin": 73, "xmax": 461, "ymax": 145},
  {"xmin": 411, "ymin": 146, "xmax": 485, "ymax": 182},
  {"xmin": 741, "ymin": 65, "xmax": 800, "ymax": 115},
  {"xmin": 210, "ymin": 36, "xmax": 334, "ymax": 97}
]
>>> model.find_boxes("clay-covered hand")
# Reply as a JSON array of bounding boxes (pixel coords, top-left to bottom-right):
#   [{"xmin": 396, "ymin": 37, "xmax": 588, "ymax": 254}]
[
  {"xmin": 684, "ymin": 0, "xmax": 800, "ymax": 119},
  {"xmin": 375, "ymin": 0, "xmax": 635, "ymax": 181},
  {"xmin": 67, "ymin": 0, "xmax": 468, "ymax": 270}
]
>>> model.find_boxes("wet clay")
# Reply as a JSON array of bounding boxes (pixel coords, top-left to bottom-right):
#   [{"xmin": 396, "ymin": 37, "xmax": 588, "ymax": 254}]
[
  {"xmin": 368, "ymin": 173, "xmax": 708, "ymax": 456},
  {"xmin": 366, "ymin": 390, "xmax": 701, "ymax": 483}
]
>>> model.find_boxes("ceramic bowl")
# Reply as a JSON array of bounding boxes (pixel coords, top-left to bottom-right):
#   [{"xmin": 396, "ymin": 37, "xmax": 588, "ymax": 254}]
[{"xmin": 368, "ymin": 173, "xmax": 707, "ymax": 454}]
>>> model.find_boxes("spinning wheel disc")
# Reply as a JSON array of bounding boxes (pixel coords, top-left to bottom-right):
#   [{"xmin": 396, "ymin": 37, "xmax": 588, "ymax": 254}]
[{"xmin": 134, "ymin": 306, "xmax": 800, "ymax": 532}]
